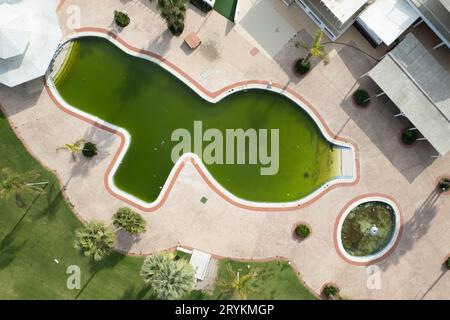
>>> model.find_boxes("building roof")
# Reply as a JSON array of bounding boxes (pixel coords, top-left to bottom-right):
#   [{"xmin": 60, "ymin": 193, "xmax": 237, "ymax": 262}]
[
  {"xmin": 320, "ymin": 0, "xmax": 368, "ymax": 23},
  {"xmin": 189, "ymin": 250, "xmax": 211, "ymax": 281},
  {"xmin": 357, "ymin": 0, "xmax": 420, "ymax": 45},
  {"xmin": 0, "ymin": 8, "xmax": 31, "ymax": 60},
  {"xmin": 406, "ymin": 0, "xmax": 450, "ymax": 47},
  {"xmin": 0, "ymin": 0, "xmax": 62, "ymax": 87},
  {"xmin": 368, "ymin": 33, "xmax": 450, "ymax": 155}
]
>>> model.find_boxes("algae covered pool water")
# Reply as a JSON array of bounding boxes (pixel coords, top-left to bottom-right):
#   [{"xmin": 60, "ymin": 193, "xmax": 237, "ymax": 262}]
[{"xmin": 54, "ymin": 37, "xmax": 344, "ymax": 204}]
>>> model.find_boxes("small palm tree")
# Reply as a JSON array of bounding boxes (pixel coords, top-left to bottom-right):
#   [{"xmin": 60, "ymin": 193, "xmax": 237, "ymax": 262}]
[
  {"xmin": 113, "ymin": 207, "xmax": 147, "ymax": 235},
  {"xmin": 217, "ymin": 263, "xmax": 260, "ymax": 299},
  {"xmin": 57, "ymin": 139, "xmax": 86, "ymax": 160},
  {"xmin": 157, "ymin": 0, "xmax": 187, "ymax": 36},
  {"xmin": 0, "ymin": 168, "xmax": 47, "ymax": 206},
  {"xmin": 74, "ymin": 221, "xmax": 116, "ymax": 262},
  {"xmin": 295, "ymin": 29, "xmax": 329, "ymax": 69},
  {"xmin": 140, "ymin": 252, "xmax": 195, "ymax": 299}
]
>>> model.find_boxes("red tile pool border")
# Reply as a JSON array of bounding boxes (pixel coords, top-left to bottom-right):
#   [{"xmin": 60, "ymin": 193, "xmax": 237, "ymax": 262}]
[{"xmin": 45, "ymin": 27, "xmax": 361, "ymax": 212}]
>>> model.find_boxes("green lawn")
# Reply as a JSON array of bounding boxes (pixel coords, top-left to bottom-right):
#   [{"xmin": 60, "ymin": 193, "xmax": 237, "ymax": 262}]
[
  {"xmin": 184, "ymin": 259, "xmax": 317, "ymax": 300},
  {"xmin": 211, "ymin": 260, "xmax": 317, "ymax": 300},
  {"xmin": 214, "ymin": 0, "xmax": 238, "ymax": 22},
  {"xmin": 0, "ymin": 112, "xmax": 146, "ymax": 300},
  {"xmin": 0, "ymin": 111, "xmax": 316, "ymax": 300}
]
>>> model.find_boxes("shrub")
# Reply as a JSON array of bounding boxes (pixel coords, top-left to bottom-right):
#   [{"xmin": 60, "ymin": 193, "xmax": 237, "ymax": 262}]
[
  {"xmin": 294, "ymin": 59, "xmax": 311, "ymax": 75},
  {"xmin": 190, "ymin": 0, "xmax": 212, "ymax": 13},
  {"xmin": 446, "ymin": 257, "xmax": 450, "ymax": 270},
  {"xmin": 169, "ymin": 22, "xmax": 185, "ymax": 36},
  {"xmin": 114, "ymin": 11, "xmax": 130, "ymax": 28},
  {"xmin": 140, "ymin": 253, "xmax": 195, "ymax": 300},
  {"xmin": 401, "ymin": 129, "xmax": 418, "ymax": 145},
  {"xmin": 113, "ymin": 207, "xmax": 147, "ymax": 235},
  {"xmin": 157, "ymin": 0, "xmax": 187, "ymax": 36},
  {"xmin": 74, "ymin": 221, "xmax": 116, "ymax": 261},
  {"xmin": 353, "ymin": 89, "xmax": 370, "ymax": 107},
  {"xmin": 322, "ymin": 284, "xmax": 340, "ymax": 299},
  {"xmin": 438, "ymin": 177, "xmax": 450, "ymax": 192},
  {"xmin": 294, "ymin": 224, "xmax": 310, "ymax": 239},
  {"xmin": 82, "ymin": 142, "xmax": 98, "ymax": 158}
]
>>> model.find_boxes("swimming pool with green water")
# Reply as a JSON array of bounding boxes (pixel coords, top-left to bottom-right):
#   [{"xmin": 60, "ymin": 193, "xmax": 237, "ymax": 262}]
[{"xmin": 54, "ymin": 37, "xmax": 343, "ymax": 204}]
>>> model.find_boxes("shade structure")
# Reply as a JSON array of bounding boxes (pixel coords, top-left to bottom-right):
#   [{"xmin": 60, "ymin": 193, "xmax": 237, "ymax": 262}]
[
  {"xmin": 357, "ymin": 0, "xmax": 420, "ymax": 46},
  {"xmin": 367, "ymin": 34, "xmax": 450, "ymax": 156},
  {"xmin": 0, "ymin": 0, "xmax": 62, "ymax": 87}
]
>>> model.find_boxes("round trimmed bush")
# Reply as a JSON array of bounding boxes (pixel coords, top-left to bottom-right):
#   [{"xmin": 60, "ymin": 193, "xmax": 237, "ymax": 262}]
[
  {"xmin": 114, "ymin": 11, "xmax": 130, "ymax": 28},
  {"xmin": 294, "ymin": 224, "xmax": 311, "ymax": 239},
  {"xmin": 294, "ymin": 59, "xmax": 311, "ymax": 75},
  {"xmin": 353, "ymin": 89, "xmax": 370, "ymax": 107},
  {"xmin": 82, "ymin": 142, "xmax": 98, "ymax": 158},
  {"xmin": 401, "ymin": 129, "xmax": 418, "ymax": 145},
  {"xmin": 322, "ymin": 284, "xmax": 340, "ymax": 299}
]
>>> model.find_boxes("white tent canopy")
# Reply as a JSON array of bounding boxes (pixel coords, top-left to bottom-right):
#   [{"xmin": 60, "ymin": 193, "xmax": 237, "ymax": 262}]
[{"xmin": 0, "ymin": 0, "xmax": 62, "ymax": 87}]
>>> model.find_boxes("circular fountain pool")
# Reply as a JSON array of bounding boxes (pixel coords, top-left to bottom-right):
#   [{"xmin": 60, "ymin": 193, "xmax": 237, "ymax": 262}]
[{"xmin": 335, "ymin": 196, "xmax": 402, "ymax": 264}]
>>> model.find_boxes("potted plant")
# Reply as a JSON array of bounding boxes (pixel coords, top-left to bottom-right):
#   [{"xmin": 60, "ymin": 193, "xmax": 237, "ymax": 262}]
[
  {"xmin": 322, "ymin": 284, "xmax": 341, "ymax": 300},
  {"xmin": 294, "ymin": 223, "xmax": 311, "ymax": 240},
  {"xmin": 82, "ymin": 142, "xmax": 98, "ymax": 158},
  {"xmin": 294, "ymin": 29, "xmax": 329, "ymax": 75},
  {"xmin": 438, "ymin": 177, "xmax": 450, "ymax": 192},
  {"xmin": 114, "ymin": 10, "xmax": 130, "ymax": 28},
  {"xmin": 157, "ymin": 0, "xmax": 187, "ymax": 36},
  {"xmin": 401, "ymin": 128, "xmax": 418, "ymax": 145},
  {"xmin": 352, "ymin": 89, "xmax": 370, "ymax": 107}
]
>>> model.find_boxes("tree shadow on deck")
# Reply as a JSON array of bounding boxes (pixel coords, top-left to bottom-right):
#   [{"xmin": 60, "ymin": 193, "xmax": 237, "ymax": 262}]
[{"xmin": 379, "ymin": 188, "xmax": 441, "ymax": 271}]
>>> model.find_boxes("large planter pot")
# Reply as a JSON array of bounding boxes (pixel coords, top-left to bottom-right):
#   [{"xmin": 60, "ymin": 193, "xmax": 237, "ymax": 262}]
[
  {"xmin": 352, "ymin": 89, "xmax": 370, "ymax": 108},
  {"xmin": 294, "ymin": 58, "xmax": 311, "ymax": 75},
  {"xmin": 400, "ymin": 128, "xmax": 418, "ymax": 146},
  {"xmin": 321, "ymin": 283, "xmax": 341, "ymax": 300},
  {"xmin": 437, "ymin": 176, "xmax": 450, "ymax": 193},
  {"xmin": 292, "ymin": 222, "xmax": 311, "ymax": 241},
  {"xmin": 445, "ymin": 254, "xmax": 450, "ymax": 270},
  {"xmin": 169, "ymin": 23, "xmax": 185, "ymax": 36}
]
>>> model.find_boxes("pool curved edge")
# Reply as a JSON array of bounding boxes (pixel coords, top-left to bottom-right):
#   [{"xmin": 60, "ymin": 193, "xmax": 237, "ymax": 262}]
[
  {"xmin": 333, "ymin": 195, "xmax": 404, "ymax": 265},
  {"xmin": 46, "ymin": 28, "xmax": 360, "ymax": 212}
]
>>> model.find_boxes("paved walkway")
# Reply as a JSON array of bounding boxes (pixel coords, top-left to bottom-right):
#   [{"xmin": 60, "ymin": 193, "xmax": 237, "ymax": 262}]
[{"xmin": 0, "ymin": 0, "xmax": 449, "ymax": 299}]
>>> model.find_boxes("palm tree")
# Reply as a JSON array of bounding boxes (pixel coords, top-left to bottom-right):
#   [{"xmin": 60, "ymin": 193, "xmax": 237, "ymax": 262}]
[
  {"xmin": 57, "ymin": 139, "xmax": 85, "ymax": 160},
  {"xmin": 74, "ymin": 221, "xmax": 116, "ymax": 262},
  {"xmin": 140, "ymin": 252, "xmax": 195, "ymax": 299},
  {"xmin": 113, "ymin": 207, "xmax": 147, "ymax": 235},
  {"xmin": 217, "ymin": 263, "xmax": 260, "ymax": 299},
  {"xmin": 157, "ymin": 0, "xmax": 187, "ymax": 36},
  {"xmin": 0, "ymin": 168, "xmax": 47, "ymax": 206},
  {"xmin": 295, "ymin": 29, "xmax": 329, "ymax": 69}
]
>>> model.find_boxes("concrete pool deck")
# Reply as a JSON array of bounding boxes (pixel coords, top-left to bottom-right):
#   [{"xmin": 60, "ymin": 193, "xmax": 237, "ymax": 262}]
[{"xmin": 0, "ymin": 0, "xmax": 449, "ymax": 299}]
